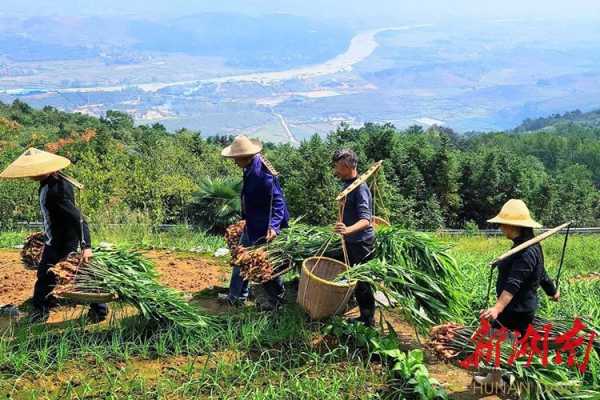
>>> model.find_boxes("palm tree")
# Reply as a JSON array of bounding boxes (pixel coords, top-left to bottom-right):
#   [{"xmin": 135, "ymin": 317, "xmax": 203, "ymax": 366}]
[{"xmin": 189, "ymin": 177, "xmax": 241, "ymax": 232}]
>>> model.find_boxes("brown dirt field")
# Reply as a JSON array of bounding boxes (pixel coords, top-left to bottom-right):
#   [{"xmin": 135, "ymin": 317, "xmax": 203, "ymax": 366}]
[
  {"xmin": 0, "ymin": 250, "xmax": 36, "ymax": 305},
  {"xmin": 141, "ymin": 250, "xmax": 229, "ymax": 293},
  {"xmin": 569, "ymin": 272, "xmax": 600, "ymax": 283},
  {"xmin": 0, "ymin": 249, "xmax": 230, "ymax": 324}
]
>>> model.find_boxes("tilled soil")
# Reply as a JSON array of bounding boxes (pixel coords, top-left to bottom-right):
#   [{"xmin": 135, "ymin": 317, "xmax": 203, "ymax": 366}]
[
  {"xmin": 0, "ymin": 249, "xmax": 230, "ymax": 323},
  {"xmin": 0, "ymin": 250, "xmax": 36, "ymax": 306}
]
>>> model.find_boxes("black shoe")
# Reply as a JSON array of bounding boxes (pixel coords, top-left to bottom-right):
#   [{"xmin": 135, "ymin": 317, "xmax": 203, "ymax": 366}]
[
  {"xmin": 217, "ymin": 294, "xmax": 245, "ymax": 307},
  {"xmin": 28, "ymin": 309, "xmax": 49, "ymax": 323},
  {"xmin": 47, "ymin": 295, "xmax": 60, "ymax": 309},
  {"xmin": 0, "ymin": 304, "xmax": 20, "ymax": 318},
  {"xmin": 87, "ymin": 309, "xmax": 107, "ymax": 324},
  {"xmin": 256, "ymin": 299, "xmax": 282, "ymax": 312}
]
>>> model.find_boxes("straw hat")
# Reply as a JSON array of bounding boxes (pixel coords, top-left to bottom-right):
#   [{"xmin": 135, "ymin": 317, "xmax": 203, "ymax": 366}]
[
  {"xmin": 0, "ymin": 148, "xmax": 71, "ymax": 179},
  {"xmin": 221, "ymin": 135, "xmax": 262, "ymax": 158},
  {"xmin": 487, "ymin": 199, "xmax": 542, "ymax": 228}
]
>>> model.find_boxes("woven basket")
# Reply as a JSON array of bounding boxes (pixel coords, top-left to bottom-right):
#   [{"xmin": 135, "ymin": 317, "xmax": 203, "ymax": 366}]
[
  {"xmin": 297, "ymin": 256, "xmax": 355, "ymax": 320},
  {"xmin": 55, "ymin": 291, "xmax": 118, "ymax": 304},
  {"xmin": 372, "ymin": 216, "xmax": 391, "ymax": 229}
]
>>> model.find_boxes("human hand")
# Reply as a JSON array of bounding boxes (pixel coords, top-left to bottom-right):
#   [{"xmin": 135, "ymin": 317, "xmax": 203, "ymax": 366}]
[
  {"xmin": 82, "ymin": 248, "xmax": 93, "ymax": 263},
  {"xmin": 480, "ymin": 305, "xmax": 502, "ymax": 321},
  {"xmin": 334, "ymin": 222, "xmax": 348, "ymax": 236},
  {"xmin": 266, "ymin": 228, "xmax": 277, "ymax": 242}
]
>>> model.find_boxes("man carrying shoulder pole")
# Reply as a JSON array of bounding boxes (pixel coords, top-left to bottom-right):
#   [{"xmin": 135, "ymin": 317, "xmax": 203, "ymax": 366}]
[{"xmin": 332, "ymin": 149, "xmax": 376, "ymax": 327}]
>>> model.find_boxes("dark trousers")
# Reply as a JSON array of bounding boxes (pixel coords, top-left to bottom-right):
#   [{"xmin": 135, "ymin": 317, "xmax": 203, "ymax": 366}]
[
  {"xmin": 346, "ymin": 237, "xmax": 376, "ymax": 323},
  {"xmin": 493, "ymin": 310, "xmax": 535, "ymax": 337},
  {"xmin": 34, "ymin": 241, "xmax": 108, "ymax": 317}
]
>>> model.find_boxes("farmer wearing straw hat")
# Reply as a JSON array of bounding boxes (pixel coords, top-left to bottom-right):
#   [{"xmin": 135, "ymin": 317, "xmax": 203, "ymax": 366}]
[
  {"xmin": 220, "ymin": 135, "xmax": 289, "ymax": 310},
  {"xmin": 0, "ymin": 148, "xmax": 108, "ymax": 323},
  {"xmin": 481, "ymin": 199, "xmax": 560, "ymax": 335},
  {"xmin": 332, "ymin": 149, "xmax": 376, "ymax": 327}
]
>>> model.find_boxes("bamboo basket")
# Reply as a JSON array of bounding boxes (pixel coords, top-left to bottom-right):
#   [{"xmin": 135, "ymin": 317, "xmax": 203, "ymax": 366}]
[
  {"xmin": 297, "ymin": 256, "xmax": 355, "ymax": 320},
  {"xmin": 371, "ymin": 216, "xmax": 391, "ymax": 229}
]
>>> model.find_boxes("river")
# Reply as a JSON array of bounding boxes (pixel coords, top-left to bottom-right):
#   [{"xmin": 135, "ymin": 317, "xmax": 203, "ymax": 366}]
[{"xmin": 46, "ymin": 24, "xmax": 429, "ymax": 94}]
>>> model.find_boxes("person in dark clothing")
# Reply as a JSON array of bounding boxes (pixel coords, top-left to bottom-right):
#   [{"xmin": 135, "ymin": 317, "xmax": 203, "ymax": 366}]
[
  {"xmin": 34, "ymin": 174, "xmax": 108, "ymax": 322},
  {"xmin": 220, "ymin": 136, "xmax": 289, "ymax": 310},
  {"xmin": 0, "ymin": 148, "xmax": 108, "ymax": 323},
  {"xmin": 332, "ymin": 149, "xmax": 376, "ymax": 327},
  {"xmin": 481, "ymin": 199, "xmax": 560, "ymax": 336}
]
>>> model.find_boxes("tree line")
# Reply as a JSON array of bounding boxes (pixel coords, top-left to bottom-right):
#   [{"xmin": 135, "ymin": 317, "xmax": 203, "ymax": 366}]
[{"xmin": 1, "ymin": 100, "xmax": 598, "ymax": 231}]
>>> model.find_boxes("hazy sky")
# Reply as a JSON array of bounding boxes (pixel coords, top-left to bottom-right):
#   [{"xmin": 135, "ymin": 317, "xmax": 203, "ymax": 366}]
[{"xmin": 2, "ymin": 0, "xmax": 600, "ymax": 21}]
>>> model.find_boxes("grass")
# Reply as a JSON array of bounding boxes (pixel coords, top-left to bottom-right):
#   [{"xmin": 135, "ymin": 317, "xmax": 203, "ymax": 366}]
[
  {"xmin": 1, "ymin": 231, "xmax": 599, "ymax": 399},
  {"xmin": 0, "ymin": 224, "xmax": 225, "ymax": 253},
  {"xmin": 0, "ymin": 307, "xmax": 384, "ymax": 399},
  {"xmin": 0, "ymin": 230, "xmax": 28, "ymax": 248}
]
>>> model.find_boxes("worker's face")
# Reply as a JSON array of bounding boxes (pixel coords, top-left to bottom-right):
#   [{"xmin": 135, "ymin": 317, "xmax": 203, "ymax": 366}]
[
  {"xmin": 233, "ymin": 156, "xmax": 253, "ymax": 168},
  {"xmin": 500, "ymin": 224, "xmax": 521, "ymax": 240},
  {"xmin": 333, "ymin": 160, "xmax": 355, "ymax": 180}
]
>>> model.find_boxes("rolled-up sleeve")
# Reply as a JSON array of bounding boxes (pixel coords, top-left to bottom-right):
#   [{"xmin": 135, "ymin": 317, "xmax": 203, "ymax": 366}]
[
  {"xmin": 503, "ymin": 254, "xmax": 534, "ymax": 295},
  {"xmin": 540, "ymin": 269, "xmax": 557, "ymax": 297},
  {"xmin": 268, "ymin": 175, "xmax": 286, "ymax": 233},
  {"xmin": 355, "ymin": 185, "xmax": 372, "ymax": 222},
  {"xmin": 80, "ymin": 218, "xmax": 92, "ymax": 249}
]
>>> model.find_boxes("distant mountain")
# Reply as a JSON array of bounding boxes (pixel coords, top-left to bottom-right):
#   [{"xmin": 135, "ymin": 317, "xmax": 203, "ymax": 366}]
[
  {"xmin": 0, "ymin": 13, "xmax": 354, "ymax": 69},
  {"xmin": 513, "ymin": 109, "xmax": 600, "ymax": 132}
]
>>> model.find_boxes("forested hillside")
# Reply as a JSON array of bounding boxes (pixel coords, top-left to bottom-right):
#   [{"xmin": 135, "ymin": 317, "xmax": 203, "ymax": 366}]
[
  {"xmin": 514, "ymin": 109, "xmax": 600, "ymax": 132},
  {"xmin": 1, "ymin": 100, "xmax": 598, "ymax": 229}
]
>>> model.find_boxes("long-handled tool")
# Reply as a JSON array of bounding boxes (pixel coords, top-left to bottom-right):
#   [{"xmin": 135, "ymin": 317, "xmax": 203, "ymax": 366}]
[
  {"xmin": 483, "ymin": 221, "xmax": 573, "ymax": 308},
  {"xmin": 555, "ymin": 224, "xmax": 571, "ymax": 292},
  {"xmin": 489, "ymin": 221, "xmax": 573, "ymax": 267},
  {"xmin": 335, "ymin": 160, "xmax": 383, "ymax": 201}
]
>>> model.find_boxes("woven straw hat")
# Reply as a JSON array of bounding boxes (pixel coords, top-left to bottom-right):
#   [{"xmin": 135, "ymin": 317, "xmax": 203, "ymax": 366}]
[
  {"xmin": 487, "ymin": 199, "xmax": 542, "ymax": 228},
  {"xmin": 221, "ymin": 135, "xmax": 262, "ymax": 158},
  {"xmin": 0, "ymin": 148, "xmax": 71, "ymax": 179}
]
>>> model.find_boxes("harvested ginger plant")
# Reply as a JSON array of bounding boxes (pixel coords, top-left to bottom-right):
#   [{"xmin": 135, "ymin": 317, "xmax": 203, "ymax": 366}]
[
  {"xmin": 49, "ymin": 248, "xmax": 213, "ymax": 329},
  {"xmin": 233, "ymin": 247, "xmax": 274, "ymax": 283},
  {"xmin": 225, "ymin": 220, "xmax": 246, "ymax": 258},
  {"xmin": 225, "ymin": 220, "xmax": 245, "ymax": 248},
  {"xmin": 21, "ymin": 232, "xmax": 45, "ymax": 269},
  {"xmin": 428, "ymin": 323, "xmax": 466, "ymax": 360},
  {"xmin": 225, "ymin": 220, "xmax": 275, "ymax": 283},
  {"xmin": 50, "ymin": 252, "xmax": 81, "ymax": 287}
]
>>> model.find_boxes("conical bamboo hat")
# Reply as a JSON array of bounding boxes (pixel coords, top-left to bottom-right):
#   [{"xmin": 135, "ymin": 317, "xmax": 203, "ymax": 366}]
[
  {"xmin": 221, "ymin": 135, "xmax": 262, "ymax": 158},
  {"xmin": 0, "ymin": 148, "xmax": 71, "ymax": 179},
  {"xmin": 487, "ymin": 199, "xmax": 542, "ymax": 228}
]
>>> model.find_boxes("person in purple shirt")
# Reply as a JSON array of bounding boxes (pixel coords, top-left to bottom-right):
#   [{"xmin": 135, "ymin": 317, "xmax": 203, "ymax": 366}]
[{"xmin": 220, "ymin": 135, "xmax": 289, "ymax": 310}]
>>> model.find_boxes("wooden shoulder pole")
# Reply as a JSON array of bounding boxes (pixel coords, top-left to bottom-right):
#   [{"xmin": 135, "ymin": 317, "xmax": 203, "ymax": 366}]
[
  {"xmin": 489, "ymin": 221, "xmax": 573, "ymax": 267},
  {"xmin": 335, "ymin": 160, "xmax": 383, "ymax": 201}
]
